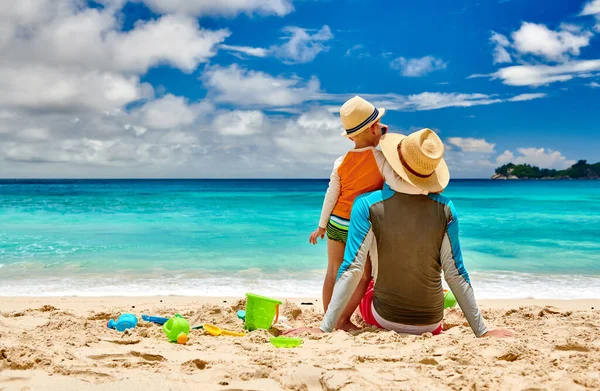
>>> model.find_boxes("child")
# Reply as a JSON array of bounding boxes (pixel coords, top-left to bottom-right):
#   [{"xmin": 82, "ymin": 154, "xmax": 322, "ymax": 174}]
[{"xmin": 309, "ymin": 96, "xmax": 402, "ymax": 330}]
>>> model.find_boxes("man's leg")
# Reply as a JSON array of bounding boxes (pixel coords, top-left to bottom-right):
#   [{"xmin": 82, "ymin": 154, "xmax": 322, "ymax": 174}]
[
  {"xmin": 335, "ymin": 257, "xmax": 372, "ymax": 331},
  {"xmin": 322, "ymin": 239, "xmax": 345, "ymax": 313}
]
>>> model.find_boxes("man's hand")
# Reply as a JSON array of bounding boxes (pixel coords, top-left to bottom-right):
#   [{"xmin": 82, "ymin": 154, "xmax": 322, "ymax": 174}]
[
  {"xmin": 283, "ymin": 327, "xmax": 324, "ymax": 336},
  {"xmin": 309, "ymin": 227, "xmax": 326, "ymax": 245},
  {"xmin": 482, "ymin": 329, "xmax": 513, "ymax": 338}
]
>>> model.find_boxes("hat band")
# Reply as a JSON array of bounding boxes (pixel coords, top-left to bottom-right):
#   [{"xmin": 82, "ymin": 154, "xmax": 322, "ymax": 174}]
[
  {"xmin": 398, "ymin": 142, "xmax": 434, "ymax": 179},
  {"xmin": 345, "ymin": 108, "xmax": 379, "ymax": 135}
]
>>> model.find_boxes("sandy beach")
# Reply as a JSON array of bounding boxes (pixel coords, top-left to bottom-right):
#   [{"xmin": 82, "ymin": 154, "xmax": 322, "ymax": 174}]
[{"xmin": 0, "ymin": 296, "xmax": 598, "ymax": 391}]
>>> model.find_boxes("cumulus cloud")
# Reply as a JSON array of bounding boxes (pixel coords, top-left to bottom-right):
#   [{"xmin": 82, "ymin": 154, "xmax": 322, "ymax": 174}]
[
  {"xmin": 213, "ymin": 110, "xmax": 267, "ymax": 136},
  {"xmin": 273, "ymin": 25, "xmax": 333, "ymax": 64},
  {"xmin": 490, "ymin": 32, "xmax": 512, "ymax": 64},
  {"xmin": 274, "ymin": 109, "xmax": 350, "ymax": 165},
  {"xmin": 511, "ymin": 22, "xmax": 592, "ymax": 62},
  {"xmin": 136, "ymin": 0, "xmax": 294, "ymax": 17},
  {"xmin": 581, "ymin": 0, "xmax": 600, "ymax": 16},
  {"xmin": 588, "ymin": 81, "xmax": 600, "ymax": 88},
  {"xmin": 495, "ymin": 148, "xmax": 575, "ymax": 170},
  {"xmin": 201, "ymin": 64, "xmax": 322, "ymax": 107},
  {"xmin": 446, "ymin": 137, "xmax": 496, "ymax": 153},
  {"xmin": 495, "ymin": 150, "xmax": 514, "ymax": 165},
  {"xmin": 0, "ymin": 66, "xmax": 150, "ymax": 112},
  {"xmin": 133, "ymin": 94, "xmax": 204, "ymax": 130},
  {"xmin": 390, "ymin": 56, "xmax": 447, "ymax": 77}
]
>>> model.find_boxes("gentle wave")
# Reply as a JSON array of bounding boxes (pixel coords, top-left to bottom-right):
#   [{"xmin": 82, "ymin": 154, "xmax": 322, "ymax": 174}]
[{"xmin": 0, "ymin": 272, "xmax": 598, "ymax": 299}]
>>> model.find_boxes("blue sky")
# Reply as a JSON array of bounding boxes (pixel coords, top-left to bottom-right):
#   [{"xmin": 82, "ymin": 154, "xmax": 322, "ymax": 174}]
[{"xmin": 0, "ymin": 0, "xmax": 599, "ymax": 178}]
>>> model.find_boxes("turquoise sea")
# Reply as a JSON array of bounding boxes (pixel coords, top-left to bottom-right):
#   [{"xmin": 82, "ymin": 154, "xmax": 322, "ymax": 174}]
[{"xmin": 0, "ymin": 179, "xmax": 599, "ymax": 298}]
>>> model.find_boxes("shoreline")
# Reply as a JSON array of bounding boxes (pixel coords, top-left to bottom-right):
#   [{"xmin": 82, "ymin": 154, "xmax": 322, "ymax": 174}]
[{"xmin": 1, "ymin": 296, "xmax": 599, "ymax": 313}]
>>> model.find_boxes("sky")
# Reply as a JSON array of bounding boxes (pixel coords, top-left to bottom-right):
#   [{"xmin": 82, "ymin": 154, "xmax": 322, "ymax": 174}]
[{"xmin": 0, "ymin": 0, "xmax": 599, "ymax": 179}]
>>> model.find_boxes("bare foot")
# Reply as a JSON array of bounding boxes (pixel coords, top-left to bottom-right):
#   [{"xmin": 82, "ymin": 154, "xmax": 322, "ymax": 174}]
[{"xmin": 336, "ymin": 319, "xmax": 360, "ymax": 331}]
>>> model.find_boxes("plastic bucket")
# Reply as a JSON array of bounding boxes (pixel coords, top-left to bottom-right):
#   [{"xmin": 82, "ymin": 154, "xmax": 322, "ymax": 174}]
[
  {"xmin": 444, "ymin": 290, "xmax": 457, "ymax": 309},
  {"xmin": 244, "ymin": 293, "xmax": 282, "ymax": 331}
]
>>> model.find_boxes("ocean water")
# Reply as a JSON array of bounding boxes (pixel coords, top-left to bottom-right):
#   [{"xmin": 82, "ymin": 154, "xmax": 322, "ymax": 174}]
[{"xmin": 0, "ymin": 179, "xmax": 599, "ymax": 299}]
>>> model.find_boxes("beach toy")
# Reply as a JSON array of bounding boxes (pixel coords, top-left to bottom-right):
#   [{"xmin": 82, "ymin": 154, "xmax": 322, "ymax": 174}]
[
  {"xmin": 203, "ymin": 323, "xmax": 245, "ymax": 337},
  {"xmin": 107, "ymin": 313, "xmax": 138, "ymax": 332},
  {"xmin": 444, "ymin": 289, "xmax": 457, "ymax": 309},
  {"xmin": 163, "ymin": 314, "xmax": 190, "ymax": 344},
  {"xmin": 270, "ymin": 336, "xmax": 303, "ymax": 348},
  {"xmin": 237, "ymin": 310, "xmax": 246, "ymax": 321},
  {"xmin": 142, "ymin": 315, "xmax": 169, "ymax": 325},
  {"xmin": 244, "ymin": 293, "xmax": 282, "ymax": 331}
]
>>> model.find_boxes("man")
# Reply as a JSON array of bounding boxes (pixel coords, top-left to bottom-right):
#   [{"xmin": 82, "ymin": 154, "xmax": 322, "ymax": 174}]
[{"xmin": 286, "ymin": 128, "xmax": 511, "ymax": 338}]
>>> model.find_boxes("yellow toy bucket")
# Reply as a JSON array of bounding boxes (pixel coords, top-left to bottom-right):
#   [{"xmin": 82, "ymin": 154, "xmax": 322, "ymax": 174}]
[{"xmin": 244, "ymin": 293, "xmax": 282, "ymax": 331}]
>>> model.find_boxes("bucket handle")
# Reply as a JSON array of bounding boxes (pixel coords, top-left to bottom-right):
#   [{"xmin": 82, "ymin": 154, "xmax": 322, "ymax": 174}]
[{"xmin": 272, "ymin": 304, "xmax": 280, "ymax": 326}]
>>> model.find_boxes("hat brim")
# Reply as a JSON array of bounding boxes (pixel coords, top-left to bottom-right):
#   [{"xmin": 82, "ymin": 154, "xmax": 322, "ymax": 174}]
[
  {"xmin": 341, "ymin": 108, "xmax": 386, "ymax": 137},
  {"xmin": 379, "ymin": 132, "xmax": 450, "ymax": 193}
]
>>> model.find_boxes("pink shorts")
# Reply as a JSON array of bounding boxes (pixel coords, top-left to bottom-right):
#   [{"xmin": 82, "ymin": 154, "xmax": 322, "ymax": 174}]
[{"xmin": 359, "ymin": 280, "xmax": 443, "ymax": 335}]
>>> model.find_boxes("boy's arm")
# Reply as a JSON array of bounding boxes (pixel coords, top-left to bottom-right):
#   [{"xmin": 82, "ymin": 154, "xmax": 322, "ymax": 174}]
[
  {"xmin": 441, "ymin": 201, "xmax": 488, "ymax": 337},
  {"xmin": 318, "ymin": 156, "xmax": 344, "ymax": 229},
  {"xmin": 320, "ymin": 196, "xmax": 373, "ymax": 332}
]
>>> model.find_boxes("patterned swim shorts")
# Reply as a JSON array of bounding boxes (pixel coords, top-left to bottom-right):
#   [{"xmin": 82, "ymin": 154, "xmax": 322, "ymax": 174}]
[{"xmin": 326, "ymin": 215, "xmax": 350, "ymax": 243}]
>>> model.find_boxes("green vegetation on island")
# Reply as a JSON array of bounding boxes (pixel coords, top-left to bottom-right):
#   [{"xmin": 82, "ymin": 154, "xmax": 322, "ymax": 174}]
[{"xmin": 492, "ymin": 160, "xmax": 600, "ymax": 179}]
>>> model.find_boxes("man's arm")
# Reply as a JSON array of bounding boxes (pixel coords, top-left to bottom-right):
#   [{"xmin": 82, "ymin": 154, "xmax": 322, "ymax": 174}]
[
  {"xmin": 320, "ymin": 196, "xmax": 373, "ymax": 332},
  {"xmin": 441, "ymin": 201, "xmax": 488, "ymax": 338}
]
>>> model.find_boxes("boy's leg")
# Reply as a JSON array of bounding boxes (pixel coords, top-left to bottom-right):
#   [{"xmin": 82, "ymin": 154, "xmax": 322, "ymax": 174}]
[
  {"xmin": 322, "ymin": 239, "xmax": 346, "ymax": 313},
  {"xmin": 335, "ymin": 256, "xmax": 372, "ymax": 331}
]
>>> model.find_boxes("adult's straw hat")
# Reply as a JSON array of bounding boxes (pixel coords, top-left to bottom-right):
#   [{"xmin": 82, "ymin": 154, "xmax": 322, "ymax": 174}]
[
  {"xmin": 340, "ymin": 96, "xmax": 385, "ymax": 137},
  {"xmin": 379, "ymin": 128, "xmax": 450, "ymax": 193}
]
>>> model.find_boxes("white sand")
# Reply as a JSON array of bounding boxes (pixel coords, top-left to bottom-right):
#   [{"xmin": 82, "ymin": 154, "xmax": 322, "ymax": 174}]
[{"xmin": 0, "ymin": 296, "xmax": 598, "ymax": 390}]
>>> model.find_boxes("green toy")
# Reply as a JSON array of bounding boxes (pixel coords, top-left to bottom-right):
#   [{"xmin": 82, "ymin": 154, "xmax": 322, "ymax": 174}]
[
  {"xmin": 163, "ymin": 314, "xmax": 190, "ymax": 344},
  {"xmin": 444, "ymin": 289, "xmax": 457, "ymax": 309},
  {"xmin": 244, "ymin": 293, "xmax": 282, "ymax": 331},
  {"xmin": 270, "ymin": 336, "xmax": 303, "ymax": 348}
]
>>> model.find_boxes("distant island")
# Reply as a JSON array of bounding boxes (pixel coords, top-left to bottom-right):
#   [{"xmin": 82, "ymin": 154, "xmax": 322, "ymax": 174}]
[{"xmin": 492, "ymin": 160, "xmax": 600, "ymax": 180}]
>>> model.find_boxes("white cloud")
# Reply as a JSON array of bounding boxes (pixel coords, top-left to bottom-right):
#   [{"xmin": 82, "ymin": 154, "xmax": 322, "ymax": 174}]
[
  {"xmin": 345, "ymin": 44, "xmax": 370, "ymax": 59},
  {"xmin": 0, "ymin": 66, "xmax": 148, "ymax": 112},
  {"xmin": 588, "ymin": 81, "xmax": 600, "ymax": 88},
  {"xmin": 363, "ymin": 92, "xmax": 503, "ymax": 111},
  {"xmin": 220, "ymin": 25, "xmax": 332, "ymax": 64},
  {"xmin": 109, "ymin": 15, "xmax": 230, "ymax": 73},
  {"xmin": 273, "ymin": 25, "xmax": 333, "ymax": 64},
  {"xmin": 497, "ymin": 148, "xmax": 575, "ymax": 169},
  {"xmin": 511, "ymin": 22, "xmax": 592, "ymax": 62},
  {"xmin": 446, "ymin": 137, "xmax": 496, "ymax": 153},
  {"xmin": 1, "ymin": 11, "xmax": 229, "ymax": 74},
  {"xmin": 495, "ymin": 150, "xmax": 514, "ymax": 165},
  {"xmin": 390, "ymin": 56, "xmax": 447, "ymax": 77},
  {"xmin": 490, "ymin": 32, "xmax": 512, "ymax": 64},
  {"xmin": 221, "ymin": 44, "xmax": 269, "ymax": 58},
  {"xmin": 213, "ymin": 110, "xmax": 267, "ymax": 136},
  {"xmin": 137, "ymin": 0, "xmax": 294, "ymax": 17},
  {"xmin": 134, "ymin": 94, "xmax": 201, "ymax": 130},
  {"xmin": 479, "ymin": 59, "xmax": 600, "ymax": 86},
  {"xmin": 201, "ymin": 64, "xmax": 322, "ymax": 107},
  {"xmin": 581, "ymin": 0, "xmax": 600, "ymax": 15},
  {"xmin": 274, "ymin": 108, "xmax": 349, "ymax": 165},
  {"xmin": 507, "ymin": 93, "xmax": 547, "ymax": 102}
]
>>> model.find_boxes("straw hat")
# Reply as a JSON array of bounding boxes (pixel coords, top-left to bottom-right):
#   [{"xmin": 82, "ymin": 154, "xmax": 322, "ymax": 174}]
[
  {"xmin": 340, "ymin": 96, "xmax": 386, "ymax": 137},
  {"xmin": 379, "ymin": 128, "xmax": 450, "ymax": 193}
]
